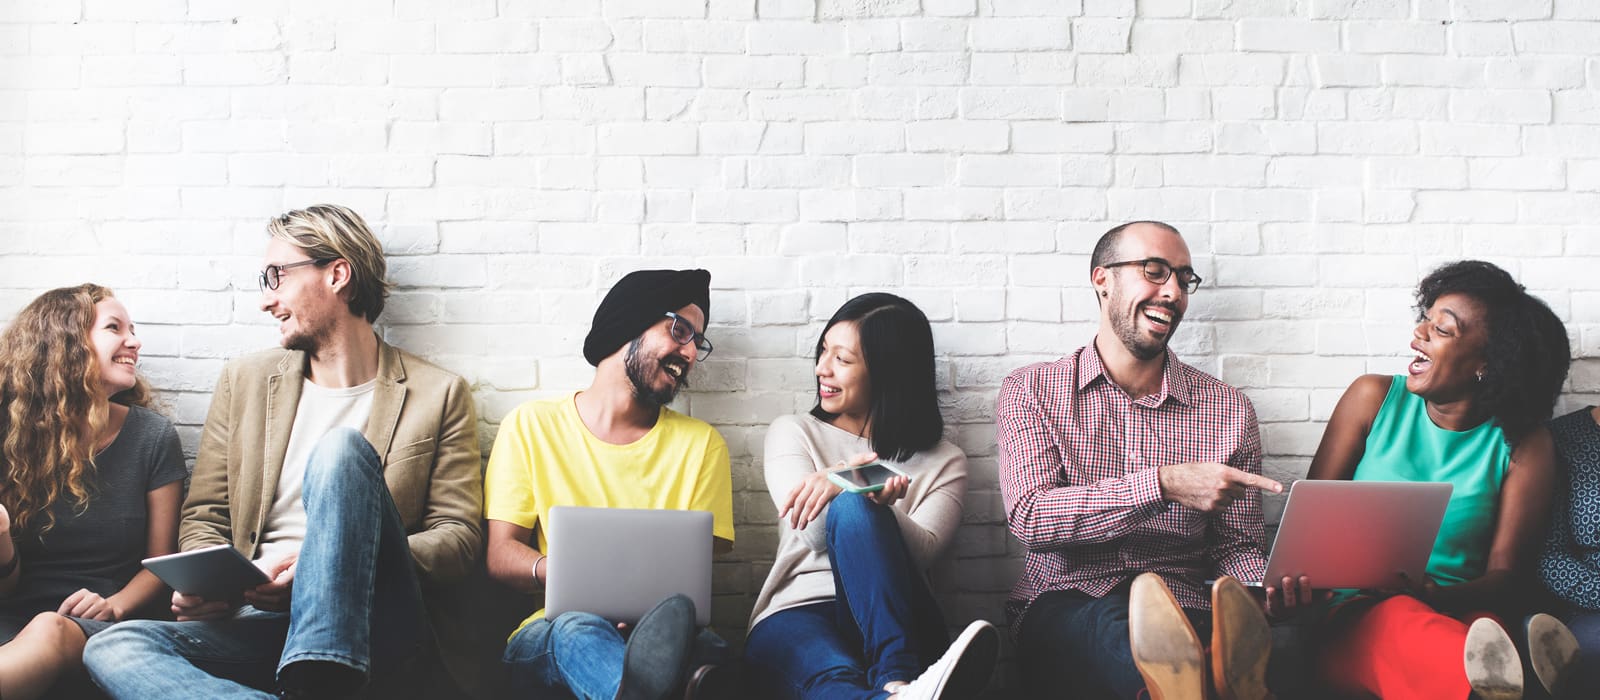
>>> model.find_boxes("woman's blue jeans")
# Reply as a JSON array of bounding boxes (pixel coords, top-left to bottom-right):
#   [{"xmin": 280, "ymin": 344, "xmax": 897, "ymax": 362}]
[
  {"xmin": 83, "ymin": 429, "xmax": 431, "ymax": 699},
  {"xmin": 744, "ymin": 492, "xmax": 949, "ymax": 700}
]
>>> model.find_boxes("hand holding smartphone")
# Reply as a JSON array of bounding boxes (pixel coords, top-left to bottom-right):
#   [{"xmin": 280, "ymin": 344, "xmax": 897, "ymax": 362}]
[{"xmin": 826, "ymin": 462, "xmax": 911, "ymax": 494}]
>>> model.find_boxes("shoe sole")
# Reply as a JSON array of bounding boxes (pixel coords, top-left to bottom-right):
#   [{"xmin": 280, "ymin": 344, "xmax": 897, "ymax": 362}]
[
  {"xmin": 1464, "ymin": 617, "xmax": 1523, "ymax": 700},
  {"xmin": 934, "ymin": 621, "xmax": 999, "ymax": 699},
  {"xmin": 1130, "ymin": 573, "xmax": 1206, "ymax": 700},
  {"xmin": 1211, "ymin": 576, "xmax": 1272, "ymax": 700},
  {"xmin": 617, "ymin": 595, "xmax": 696, "ymax": 700},
  {"xmin": 1527, "ymin": 613, "xmax": 1579, "ymax": 696}
]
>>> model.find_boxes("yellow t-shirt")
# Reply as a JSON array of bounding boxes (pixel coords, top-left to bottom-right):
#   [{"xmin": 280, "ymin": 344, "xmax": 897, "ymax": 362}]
[{"xmin": 484, "ymin": 392, "xmax": 734, "ymax": 634}]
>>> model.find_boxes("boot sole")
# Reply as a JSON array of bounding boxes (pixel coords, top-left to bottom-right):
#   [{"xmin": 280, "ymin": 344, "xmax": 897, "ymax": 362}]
[
  {"xmin": 1527, "ymin": 612, "xmax": 1579, "ymax": 697},
  {"xmin": 1464, "ymin": 617, "xmax": 1523, "ymax": 700},
  {"xmin": 1211, "ymin": 576, "xmax": 1272, "ymax": 700},
  {"xmin": 1130, "ymin": 573, "xmax": 1206, "ymax": 700}
]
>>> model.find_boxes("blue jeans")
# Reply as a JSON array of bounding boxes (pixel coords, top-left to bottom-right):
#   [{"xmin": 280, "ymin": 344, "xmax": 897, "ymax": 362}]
[
  {"xmin": 84, "ymin": 429, "xmax": 431, "ymax": 699},
  {"xmin": 504, "ymin": 611, "xmax": 729, "ymax": 699},
  {"xmin": 1016, "ymin": 586, "xmax": 1313, "ymax": 700},
  {"xmin": 743, "ymin": 493, "xmax": 949, "ymax": 700},
  {"xmin": 1561, "ymin": 610, "xmax": 1600, "ymax": 695}
]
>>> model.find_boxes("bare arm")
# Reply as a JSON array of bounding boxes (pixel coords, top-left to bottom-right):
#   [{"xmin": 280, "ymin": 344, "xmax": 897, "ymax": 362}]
[
  {"xmin": 0, "ymin": 506, "xmax": 19, "ymax": 596},
  {"xmin": 486, "ymin": 519, "xmax": 543, "ymax": 593},
  {"xmin": 1306, "ymin": 374, "xmax": 1390, "ymax": 481},
  {"xmin": 99, "ymin": 481, "xmax": 182, "ymax": 620}
]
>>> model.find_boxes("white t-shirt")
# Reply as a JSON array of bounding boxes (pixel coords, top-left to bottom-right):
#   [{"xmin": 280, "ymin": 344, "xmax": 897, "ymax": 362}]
[{"xmin": 253, "ymin": 377, "xmax": 376, "ymax": 570}]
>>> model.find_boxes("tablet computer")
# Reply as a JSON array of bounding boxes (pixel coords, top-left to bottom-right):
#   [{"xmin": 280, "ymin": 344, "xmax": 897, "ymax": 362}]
[{"xmin": 142, "ymin": 544, "xmax": 269, "ymax": 599}]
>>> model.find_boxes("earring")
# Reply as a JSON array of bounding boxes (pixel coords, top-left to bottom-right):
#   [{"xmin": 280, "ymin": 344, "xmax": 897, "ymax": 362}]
[
  {"xmin": 1101, "ymin": 291, "xmax": 1108, "ymax": 298},
  {"xmin": 1476, "ymin": 372, "xmax": 1484, "ymax": 382}
]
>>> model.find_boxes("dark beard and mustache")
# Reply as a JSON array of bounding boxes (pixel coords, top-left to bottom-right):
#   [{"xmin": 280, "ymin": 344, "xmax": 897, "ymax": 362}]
[
  {"xmin": 1109, "ymin": 294, "xmax": 1181, "ymax": 361},
  {"xmin": 624, "ymin": 337, "xmax": 689, "ymax": 407}
]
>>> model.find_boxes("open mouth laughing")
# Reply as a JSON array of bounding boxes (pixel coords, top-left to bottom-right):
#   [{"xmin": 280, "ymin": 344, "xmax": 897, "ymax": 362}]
[
  {"xmin": 1409, "ymin": 344, "xmax": 1432, "ymax": 375},
  {"xmin": 1141, "ymin": 303, "xmax": 1178, "ymax": 334},
  {"xmin": 661, "ymin": 357, "xmax": 688, "ymax": 382}
]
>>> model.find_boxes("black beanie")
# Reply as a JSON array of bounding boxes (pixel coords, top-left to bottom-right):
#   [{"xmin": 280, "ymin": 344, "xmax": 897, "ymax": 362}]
[{"xmin": 583, "ymin": 269, "xmax": 712, "ymax": 366}]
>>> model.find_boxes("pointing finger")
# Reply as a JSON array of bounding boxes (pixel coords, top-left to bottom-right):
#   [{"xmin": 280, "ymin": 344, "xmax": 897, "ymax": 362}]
[{"xmin": 1226, "ymin": 470, "xmax": 1283, "ymax": 493}]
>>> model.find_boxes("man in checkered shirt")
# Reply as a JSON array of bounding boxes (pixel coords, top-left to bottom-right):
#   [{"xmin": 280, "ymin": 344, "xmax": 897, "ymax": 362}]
[{"xmin": 1000, "ymin": 221, "xmax": 1313, "ymax": 699}]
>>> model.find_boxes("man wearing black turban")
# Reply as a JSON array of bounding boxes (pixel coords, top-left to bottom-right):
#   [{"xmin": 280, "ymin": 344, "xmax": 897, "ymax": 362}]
[
  {"xmin": 583, "ymin": 268, "xmax": 712, "ymax": 408},
  {"xmin": 484, "ymin": 269, "xmax": 737, "ymax": 700}
]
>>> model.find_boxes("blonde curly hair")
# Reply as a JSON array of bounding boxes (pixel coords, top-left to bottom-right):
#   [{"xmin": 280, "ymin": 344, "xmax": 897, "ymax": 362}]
[{"xmin": 0, "ymin": 284, "xmax": 152, "ymax": 533}]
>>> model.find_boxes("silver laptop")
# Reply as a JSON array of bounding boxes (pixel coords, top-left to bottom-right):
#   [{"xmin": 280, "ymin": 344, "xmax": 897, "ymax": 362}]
[
  {"xmin": 544, "ymin": 506, "xmax": 714, "ymax": 626},
  {"xmin": 1244, "ymin": 480, "xmax": 1453, "ymax": 590}
]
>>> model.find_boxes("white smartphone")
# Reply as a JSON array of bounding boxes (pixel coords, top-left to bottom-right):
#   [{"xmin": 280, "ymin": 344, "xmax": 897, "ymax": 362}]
[{"xmin": 826, "ymin": 462, "xmax": 911, "ymax": 494}]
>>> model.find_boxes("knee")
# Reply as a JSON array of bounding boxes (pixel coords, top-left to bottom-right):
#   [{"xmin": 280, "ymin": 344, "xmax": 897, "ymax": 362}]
[
  {"xmin": 24, "ymin": 612, "xmax": 81, "ymax": 655},
  {"xmin": 304, "ymin": 428, "xmax": 379, "ymax": 486},
  {"xmin": 824, "ymin": 492, "xmax": 879, "ymax": 533},
  {"xmin": 83, "ymin": 621, "xmax": 159, "ymax": 672},
  {"xmin": 548, "ymin": 612, "xmax": 615, "ymax": 640}
]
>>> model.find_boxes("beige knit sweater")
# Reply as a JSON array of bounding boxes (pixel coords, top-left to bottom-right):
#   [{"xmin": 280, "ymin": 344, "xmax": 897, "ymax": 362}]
[{"xmin": 748, "ymin": 413, "xmax": 969, "ymax": 629}]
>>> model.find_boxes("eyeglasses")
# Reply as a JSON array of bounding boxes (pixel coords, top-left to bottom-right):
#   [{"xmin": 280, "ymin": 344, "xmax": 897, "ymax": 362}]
[
  {"xmin": 258, "ymin": 258, "xmax": 333, "ymax": 292},
  {"xmin": 1101, "ymin": 258, "xmax": 1203, "ymax": 294},
  {"xmin": 663, "ymin": 312, "xmax": 713, "ymax": 361}
]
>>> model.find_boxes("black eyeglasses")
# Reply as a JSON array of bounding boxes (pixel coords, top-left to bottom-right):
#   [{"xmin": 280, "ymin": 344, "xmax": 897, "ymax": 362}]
[
  {"xmin": 258, "ymin": 258, "xmax": 333, "ymax": 291},
  {"xmin": 1102, "ymin": 258, "xmax": 1203, "ymax": 294},
  {"xmin": 663, "ymin": 312, "xmax": 713, "ymax": 361}
]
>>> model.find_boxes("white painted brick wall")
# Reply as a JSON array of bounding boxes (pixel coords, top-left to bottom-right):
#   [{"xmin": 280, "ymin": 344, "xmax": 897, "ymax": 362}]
[{"xmin": 5, "ymin": 1, "xmax": 1599, "ymax": 692}]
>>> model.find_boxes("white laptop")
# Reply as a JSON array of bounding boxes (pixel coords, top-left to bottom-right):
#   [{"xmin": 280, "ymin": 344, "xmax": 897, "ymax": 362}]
[
  {"xmin": 1242, "ymin": 480, "xmax": 1453, "ymax": 590},
  {"xmin": 544, "ymin": 506, "xmax": 714, "ymax": 626}
]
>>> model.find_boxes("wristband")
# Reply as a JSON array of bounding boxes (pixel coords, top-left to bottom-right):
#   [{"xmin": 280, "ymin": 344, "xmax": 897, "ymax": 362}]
[{"xmin": 531, "ymin": 554, "xmax": 547, "ymax": 585}]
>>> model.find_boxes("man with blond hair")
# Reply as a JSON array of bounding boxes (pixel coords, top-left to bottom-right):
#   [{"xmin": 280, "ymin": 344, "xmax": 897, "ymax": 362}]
[{"xmin": 84, "ymin": 205, "xmax": 483, "ymax": 699}]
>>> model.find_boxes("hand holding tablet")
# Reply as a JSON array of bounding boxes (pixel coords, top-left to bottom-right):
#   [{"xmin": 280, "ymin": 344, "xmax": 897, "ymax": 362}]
[{"xmin": 142, "ymin": 544, "xmax": 269, "ymax": 600}]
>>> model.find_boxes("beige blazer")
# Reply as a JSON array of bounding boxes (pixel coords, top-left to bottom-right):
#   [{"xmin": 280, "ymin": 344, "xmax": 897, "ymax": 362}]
[{"xmin": 180, "ymin": 337, "xmax": 484, "ymax": 680}]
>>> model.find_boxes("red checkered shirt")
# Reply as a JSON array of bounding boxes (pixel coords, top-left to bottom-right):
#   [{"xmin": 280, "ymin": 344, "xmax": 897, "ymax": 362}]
[{"xmin": 998, "ymin": 342, "xmax": 1267, "ymax": 631}]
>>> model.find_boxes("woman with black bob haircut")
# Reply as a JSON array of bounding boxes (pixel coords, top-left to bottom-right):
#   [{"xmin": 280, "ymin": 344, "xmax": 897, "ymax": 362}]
[
  {"xmin": 743, "ymin": 293, "xmax": 998, "ymax": 700},
  {"xmin": 1306, "ymin": 260, "xmax": 1578, "ymax": 699}
]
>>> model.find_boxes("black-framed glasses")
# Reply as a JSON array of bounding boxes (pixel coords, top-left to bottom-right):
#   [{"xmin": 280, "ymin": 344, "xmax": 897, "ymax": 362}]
[
  {"xmin": 258, "ymin": 258, "xmax": 333, "ymax": 292},
  {"xmin": 663, "ymin": 312, "xmax": 713, "ymax": 361},
  {"xmin": 1101, "ymin": 258, "xmax": 1203, "ymax": 294}
]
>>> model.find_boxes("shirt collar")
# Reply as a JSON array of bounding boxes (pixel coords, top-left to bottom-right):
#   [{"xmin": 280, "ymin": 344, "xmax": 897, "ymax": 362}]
[{"xmin": 1077, "ymin": 340, "xmax": 1192, "ymax": 407}]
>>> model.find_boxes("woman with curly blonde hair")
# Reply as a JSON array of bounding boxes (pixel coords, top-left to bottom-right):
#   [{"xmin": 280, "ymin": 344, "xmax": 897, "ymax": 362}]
[{"xmin": 0, "ymin": 284, "xmax": 186, "ymax": 699}]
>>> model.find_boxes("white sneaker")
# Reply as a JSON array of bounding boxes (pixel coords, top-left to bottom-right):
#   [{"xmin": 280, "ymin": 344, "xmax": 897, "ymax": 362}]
[{"xmin": 892, "ymin": 620, "xmax": 999, "ymax": 700}]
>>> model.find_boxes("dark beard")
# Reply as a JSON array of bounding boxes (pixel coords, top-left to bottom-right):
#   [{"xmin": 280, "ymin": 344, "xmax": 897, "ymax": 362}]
[
  {"xmin": 283, "ymin": 329, "xmax": 321, "ymax": 354},
  {"xmin": 624, "ymin": 337, "xmax": 685, "ymax": 407},
  {"xmin": 1109, "ymin": 295, "xmax": 1174, "ymax": 361}
]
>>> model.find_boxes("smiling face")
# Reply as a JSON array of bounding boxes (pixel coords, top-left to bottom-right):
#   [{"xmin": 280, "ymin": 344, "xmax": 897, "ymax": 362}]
[
  {"xmin": 90, "ymin": 297, "xmax": 141, "ymax": 396},
  {"xmin": 1094, "ymin": 224, "xmax": 1191, "ymax": 361},
  {"xmin": 816, "ymin": 320, "xmax": 872, "ymax": 432},
  {"xmin": 624, "ymin": 303, "xmax": 704, "ymax": 407},
  {"xmin": 258, "ymin": 237, "xmax": 341, "ymax": 353},
  {"xmin": 1407, "ymin": 292, "xmax": 1490, "ymax": 403}
]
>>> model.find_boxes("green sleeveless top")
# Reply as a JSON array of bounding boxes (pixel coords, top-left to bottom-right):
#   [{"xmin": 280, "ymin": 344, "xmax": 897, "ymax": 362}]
[{"xmin": 1351, "ymin": 375, "xmax": 1510, "ymax": 585}]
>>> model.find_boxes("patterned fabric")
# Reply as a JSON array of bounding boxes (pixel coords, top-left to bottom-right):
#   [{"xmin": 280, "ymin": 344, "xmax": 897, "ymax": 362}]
[
  {"xmin": 997, "ymin": 342, "xmax": 1267, "ymax": 632},
  {"xmin": 1541, "ymin": 407, "xmax": 1600, "ymax": 611}
]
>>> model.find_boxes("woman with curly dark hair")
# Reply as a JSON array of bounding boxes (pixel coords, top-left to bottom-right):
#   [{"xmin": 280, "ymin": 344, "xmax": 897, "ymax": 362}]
[
  {"xmin": 0, "ymin": 284, "xmax": 186, "ymax": 698},
  {"xmin": 1305, "ymin": 260, "xmax": 1576, "ymax": 699}
]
